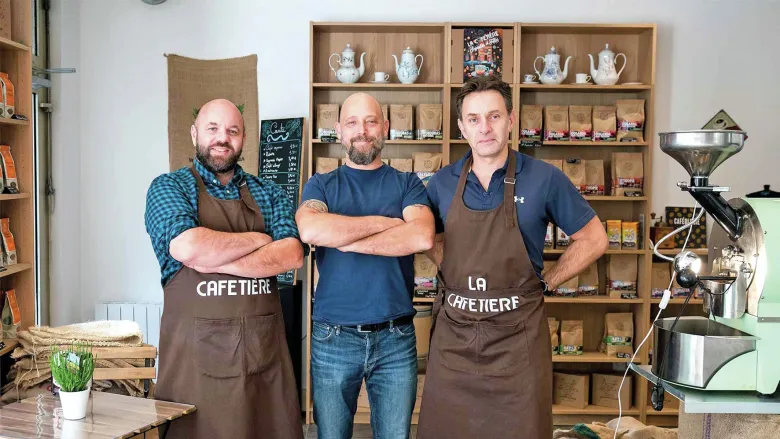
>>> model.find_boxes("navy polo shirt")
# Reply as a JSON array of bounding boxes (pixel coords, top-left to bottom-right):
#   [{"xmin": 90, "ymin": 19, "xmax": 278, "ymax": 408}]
[
  {"xmin": 301, "ymin": 164, "xmax": 432, "ymax": 326},
  {"xmin": 426, "ymin": 150, "xmax": 596, "ymax": 278}
]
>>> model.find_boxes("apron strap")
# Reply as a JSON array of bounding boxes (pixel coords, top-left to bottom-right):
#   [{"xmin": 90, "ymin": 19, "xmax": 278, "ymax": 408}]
[
  {"xmin": 453, "ymin": 155, "xmax": 473, "ymax": 203},
  {"xmin": 190, "ymin": 166, "xmax": 209, "ymax": 195},
  {"xmin": 502, "ymin": 152, "xmax": 518, "ymax": 228}
]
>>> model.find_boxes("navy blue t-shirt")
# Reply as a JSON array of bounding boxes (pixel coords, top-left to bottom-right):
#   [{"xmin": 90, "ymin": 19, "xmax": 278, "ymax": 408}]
[
  {"xmin": 426, "ymin": 150, "xmax": 596, "ymax": 278},
  {"xmin": 301, "ymin": 164, "xmax": 432, "ymax": 326}
]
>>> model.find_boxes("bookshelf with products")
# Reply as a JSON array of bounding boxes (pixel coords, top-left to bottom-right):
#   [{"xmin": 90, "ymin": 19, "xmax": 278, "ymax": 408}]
[
  {"xmin": 0, "ymin": 1, "xmax": 35, "ymax": 363},
  {"xmin": 305, "ymin": 21, "xmax": 698, "ymax": 427}
]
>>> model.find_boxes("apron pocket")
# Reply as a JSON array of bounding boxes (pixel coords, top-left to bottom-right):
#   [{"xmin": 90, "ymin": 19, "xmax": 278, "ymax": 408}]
[
  {"xmin": 478, "ymin": 320, "xmax": 530, "ymax": 376},
  {"xmin": 436, "ymin": 309, "xmax": 478, "ymax": 373},
  {"xmin": 244, "ymin": 313, "xmax": 280, "ymax": 375},
  {"xmin": 194, "ymin": 317, "xmax": 242, "ymax": 379}
]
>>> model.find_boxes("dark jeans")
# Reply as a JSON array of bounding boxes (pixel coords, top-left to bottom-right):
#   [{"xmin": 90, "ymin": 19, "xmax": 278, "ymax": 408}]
[{"xmin": 311, "ymin": 320, "xmax": 417, "ymax": 439}]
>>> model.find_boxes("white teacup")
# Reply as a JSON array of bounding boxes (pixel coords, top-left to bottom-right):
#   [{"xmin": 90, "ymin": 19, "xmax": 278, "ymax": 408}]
[
  {"xmin": 575, "ymin": 73, "xmax": 592, "ymax": 84},
  {"xmin": 523, "ymin": 73, "xmax": 536, "ymax": 83},
  {"xmin": 374, "ymin": 72, "xmax": 390, "ymax": 82}
]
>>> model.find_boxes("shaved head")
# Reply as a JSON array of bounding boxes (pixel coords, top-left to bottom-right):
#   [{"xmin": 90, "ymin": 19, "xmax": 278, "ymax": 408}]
[
  {"xmin": 191, "ymin": 98, "xmax": 246, "ymax": 175},
  {"xmin": 336, "ymin": 93, "xmax": 388, "ymax": 167}
]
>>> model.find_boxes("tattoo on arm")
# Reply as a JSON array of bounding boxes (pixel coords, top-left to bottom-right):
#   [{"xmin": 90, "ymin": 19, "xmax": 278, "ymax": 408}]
[{"xmin": 301, "ymin": 199, "xmax": 328, "ymax": 213}]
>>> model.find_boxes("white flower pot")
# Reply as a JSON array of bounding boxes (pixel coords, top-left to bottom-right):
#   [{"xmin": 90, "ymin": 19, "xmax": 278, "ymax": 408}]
[{"xmin": 58, "ymin": 388, "xmax": 90, "ymax": 420}]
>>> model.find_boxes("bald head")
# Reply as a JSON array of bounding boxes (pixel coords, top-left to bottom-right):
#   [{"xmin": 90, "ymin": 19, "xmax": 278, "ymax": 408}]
[
  {"xmin": 191, "ymin": 98, "xmax": 245, "ymax": 175},
  {"xmin": 340, "ymin": 93, "xmax": 384, "ymax": 124},
  {"xmin": 195, "ymin": 98, "xmax": 245, "ymax": 133},
  {"xmin": 336, "ymin": 93, "xmax": 388, "ymax": 167}
]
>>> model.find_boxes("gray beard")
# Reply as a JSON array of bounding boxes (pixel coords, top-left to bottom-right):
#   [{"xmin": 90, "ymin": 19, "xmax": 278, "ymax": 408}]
[{"xmin": 343, "ymin": 136, "xmax": 385, "ymax": 165}]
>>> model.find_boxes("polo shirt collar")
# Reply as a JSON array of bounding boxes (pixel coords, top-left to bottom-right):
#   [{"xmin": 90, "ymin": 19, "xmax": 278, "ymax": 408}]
[{"xmin": 450, "ymin": 149, "xmax": 523, "ymax": 179}]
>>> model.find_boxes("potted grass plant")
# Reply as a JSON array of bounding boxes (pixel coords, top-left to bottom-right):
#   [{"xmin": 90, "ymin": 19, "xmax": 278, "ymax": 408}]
[{"xmin": 49, "ymin": 343, "xmax": 95, "ymax": 420}]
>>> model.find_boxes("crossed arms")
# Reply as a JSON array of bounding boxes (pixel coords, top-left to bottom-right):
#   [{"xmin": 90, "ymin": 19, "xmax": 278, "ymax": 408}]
[
  {"xmin": 295, "ymin": 199, "xmax": 435, "ymax": 256},
  {"xmin": 170, "ymin": 229, "xmax": 304, "ymax": 278}
]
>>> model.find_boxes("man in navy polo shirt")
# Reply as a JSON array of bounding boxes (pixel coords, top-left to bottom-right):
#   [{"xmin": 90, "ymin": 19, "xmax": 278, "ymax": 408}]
[
  {"xmin": 417, "ymin": 76, "xmax": 608, "ymax": 438},
  {"xmin": 296, "ymin": 92, "xmax": 435, "ymax": 439}
]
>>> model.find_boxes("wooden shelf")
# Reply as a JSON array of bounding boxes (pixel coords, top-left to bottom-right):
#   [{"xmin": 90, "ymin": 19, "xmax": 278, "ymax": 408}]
[
  {"xmin": 584, "ymin": 195, "xmax": 648, "ymax": 201},
  {"xmin": 0, "ymin": 338, "xmax": 19, "ymax": 356},
  {"xmin": 413, "ymin": 297, "xmax": 436, "ymax": 303},
  {"xmin": 312, "ymin": 139, "xmax": 443, "ymax": 145},
  {"xmin": 654, "ymin": 248, "xmax": 708, "ymax": 256},
  {"xmin": 646, "ymin": 407, "xmax": 679, "ymax": 416},
  {"xmin": 553, "ymin": 404, "xmax": 640, "ymax": 416},
  {"xmin": 545, "ymin": 297, "xmax": 643, "ymax": 304},
  {"xmin": 0, "ymin": 36, "xmax": 29, "ymax": 51},
  {"xmin": 553, "ymin": 351, "xmax": 638, "ymax": 363},
  {"xmin": 0, "ymin": 263, "xmax": 33, "ymax": 279},
  {"xmin": 0, "ymin": 193, "xmax": 31, "ymax": 201},
  {"xmin": 544, "ymin": 249, "xmax": 645, "ymax": 255},
  {"xmin": 0, "ymin": 117, "xmax": 30, "ymax": 127},
  {"xmin": 543, "ymin": 140, "xmax": 649, "ymax": 146},
  {"xmin": 313, "ymin": 83, "xmax": 444, "ymax": 89},
  {"xmin": 651, "ymin": 298, "xmax": 703, "ymax": 305},
  {"xmin": 518, "ymin": 83, "xmax": 651, "ymax": 92}
]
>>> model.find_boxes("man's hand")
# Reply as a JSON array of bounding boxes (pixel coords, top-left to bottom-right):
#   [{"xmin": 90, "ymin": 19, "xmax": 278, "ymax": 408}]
[
  {"xmin": 338, "ymin": 204, "xmax": 435, "ymax": 256},
  {"xmin": 544, "ymin": 217, "xmax": 608, "ymax": 290},
  {"xmin": 295, "ymin": 199, "xmax": 404, "ymax": 248},
  {"xmin": 207, "ymin": 237, "xmax": 304, "ymax": 278},
  {"xmin": 170, "ymin": 228, "xmax": 272, "ymax": 268},
  {"xmin": 424, "ymin": 233, "xmax": 444, "ymax": 266}
]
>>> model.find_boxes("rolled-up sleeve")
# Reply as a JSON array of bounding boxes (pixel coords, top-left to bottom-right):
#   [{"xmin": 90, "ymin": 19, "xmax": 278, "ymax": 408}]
[
  {"xmin": 267, "ymin": 184, "xmax": 301, "ymax": 242},
  {"xmin": 144, "ymin": 174, "xmax": 198, "ymax": 262}
]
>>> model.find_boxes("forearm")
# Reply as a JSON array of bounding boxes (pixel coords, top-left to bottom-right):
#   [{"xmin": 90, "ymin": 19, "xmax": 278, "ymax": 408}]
[
  {"xmin": 544, "ymin": 238, "xmax": 603, "ymax": 290},
  {"xmin": 171, "ymin": 227, "xmax": 270, "ymax": 268},
  {"xmin": 425, "ymin": 234, "xmax": 444, "ymax": 266},
  {"xmin": 299, "ymin": 213, "xmax": 401, "ymax": 248},
  {"xmin": 341, "ymin": 221, "xmax": 434, "ymax": 257},
  {"xmin": 213, "ymin": 238, "xmax": 304, "ymax": 278}
]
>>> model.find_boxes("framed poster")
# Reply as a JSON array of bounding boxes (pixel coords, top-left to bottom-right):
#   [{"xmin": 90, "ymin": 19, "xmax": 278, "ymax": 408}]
[{"xmin": 463, "ymin": 28, "xmax": 503, "ymax": 82}]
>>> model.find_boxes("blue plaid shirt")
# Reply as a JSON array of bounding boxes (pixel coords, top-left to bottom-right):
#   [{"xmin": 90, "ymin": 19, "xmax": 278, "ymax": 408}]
[{"xmin": 145, "ymin": 159, "xmax": 301, "ymax": 286}]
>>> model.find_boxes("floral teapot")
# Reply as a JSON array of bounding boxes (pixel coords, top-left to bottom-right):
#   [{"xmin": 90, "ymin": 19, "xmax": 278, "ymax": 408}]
[
  {"xmin": 588, "ymin": 44, "xmax": 626, "ymax": 85},
  {"xmin": 392, "ymin": 47, "xmax": 423, "ymax": 84},
  {"xmin": 329, "ymin": 44, "xmax": 366, "ymax": 84},
  {"xmin": 533, "ymin": 46, "xmax": 572, "ymax": 85}
]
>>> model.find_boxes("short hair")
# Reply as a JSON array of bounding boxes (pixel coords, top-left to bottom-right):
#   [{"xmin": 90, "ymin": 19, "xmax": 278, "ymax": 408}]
[{"xmin": 455, "ymin": 76, "xmax": 513, "ymax": 120}]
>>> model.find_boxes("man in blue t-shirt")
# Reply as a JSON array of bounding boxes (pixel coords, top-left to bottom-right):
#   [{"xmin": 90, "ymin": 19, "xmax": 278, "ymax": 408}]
[
  {"xmin": 296, "ymin": 92, "xmax": 435, "ymax": 439},
  {"xmin": 417, "ymin": 76, "xmax": 609, "ymax": 438}
]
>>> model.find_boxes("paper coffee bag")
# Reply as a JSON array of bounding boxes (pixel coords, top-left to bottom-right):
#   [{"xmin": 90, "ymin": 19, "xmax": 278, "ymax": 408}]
[
  {"xmin": 315, "ymin": 157, "xmax": 339, "ymax": 174},
  {"xmin": 559, "ymin": 320, "xmax": 583, "ymax": 355},
  {"xmin": 611, "ymin": 152, "xmax": 644, "ymax": 197},
  {"xmin": 549, "ymin": 318, "xmax": 560, "ymax": 355},
  {"xmin": 563, "ymin": 159, "xmax": 585, "ymax": 192},
  {"xmin": 608, "ymin": 254, "xmax": 638, "ymax": 299},
  {"xmin": 390, "ymin": 158, "xmax": 413, "ymax": 173},
  {"xmin": 593, "ymin": 106, "xmax": 616, "ymax": 141},
  {"xmin": 520, "ymin": 105, "xmax": 544, "ymax": 147},
  {"xmin": 1, "ymin": 289, "xmax": 21, "ymax": 339},
  {"xmin": 390, "ymin": 105, "xmax": 414, "ymax": 140},
  {"xmin": 413, "ymin": 152, "xmax": 442, "ymax": 172},
  {"xmin": 616, "ymin": 99, "xmax": 645, "ymax": 142},
  {"xmin": 416, "ymin": 104, "xmax": 443, "ymax": 140},
  {"xmin": 583, "ymin": 160, "xmax": 605, "ymax": 195},
  {"xmin": 0, "ymin": 73, "xmax": 14, "ymax": 118},
  {"xmin": 0, "ymin": 145, "xmax": 18, "ymax": 194},
  {"xmin": 569, "ymin": 106, "xmax": 592, "ymax": 141},
  {"xmin": 542, "ymin": 159, "xmax": 563, "ymax": 172},
  {"xmin": 577, "ymin": 262, "xmax": 599, "ymax": 296},
  {"xmin": 0, "ymin": 218, "xmax": 16, "ymax": 266},
  {"xmin": 651, "ymin": 263, "xmax": 672, "ymax": 298},
  {"xmin": 556, "ymin": 275, "xmax": 578, "ymax": 297},
  {"xmin": 316, "ymin": 104, "xmax": 339, "ymax": 140},
  {"xmin": 544, "ymin": 106, "xmax": 569, "ymax": 141},
  {"xmin": 599, "ymin": 312, "xmax": 634, "ymax": 358}
]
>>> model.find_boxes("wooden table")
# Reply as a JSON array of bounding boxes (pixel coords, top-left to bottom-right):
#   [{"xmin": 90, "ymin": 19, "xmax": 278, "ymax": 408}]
[{"xmin": 0, "ymin": 391, "xmax": 195, "ymax": 438}]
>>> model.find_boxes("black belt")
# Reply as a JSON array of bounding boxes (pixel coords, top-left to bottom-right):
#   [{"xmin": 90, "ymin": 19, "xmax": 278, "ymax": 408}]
[{"xmin": 344, "ymin": 315, "xmax": 414, "ymax": 333}]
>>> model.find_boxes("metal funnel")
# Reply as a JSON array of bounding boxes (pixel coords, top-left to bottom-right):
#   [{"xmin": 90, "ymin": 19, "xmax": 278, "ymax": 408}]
[{"xmin": 659, "ymin": 130, "xmax": 746, "ymax": 178}]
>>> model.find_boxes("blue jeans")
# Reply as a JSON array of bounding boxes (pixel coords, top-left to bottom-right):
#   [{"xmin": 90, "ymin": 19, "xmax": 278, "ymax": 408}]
[{"xmin": 311, "ymin": 319, "xmax": 418, "ymax": 439}]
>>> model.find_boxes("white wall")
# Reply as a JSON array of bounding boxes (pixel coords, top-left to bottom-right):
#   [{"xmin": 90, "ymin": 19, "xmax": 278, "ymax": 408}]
[{"xmin": 49, "ymin": 0, "xmax": 780, "ymax": 324}]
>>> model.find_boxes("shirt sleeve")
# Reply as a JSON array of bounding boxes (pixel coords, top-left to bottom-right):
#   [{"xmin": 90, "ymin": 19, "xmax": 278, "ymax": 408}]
[
  {"xmin": 545, "ymin": 166, "xmax": 597, "ymax": 236},
  {"xmin": 403, "ymin": 173, "xmax": 433, "ymax": 211},
  {"xmin": 300, "ymin": 174, "xmax": 327, "ymax": 205},
  {"xmin": 144, "ymin": 174, "xmax": 198, "ymax": 258},
  {"xmin": 266, "ymin": 184, "xmax": 302, "ymax": 242},
  {"xmin": 425, "ymin": 173, "xmax": 445, "ymax": 234}
]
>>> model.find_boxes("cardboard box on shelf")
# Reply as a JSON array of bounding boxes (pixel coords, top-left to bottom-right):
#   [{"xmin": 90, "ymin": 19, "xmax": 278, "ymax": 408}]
[
  {"xmin": 553, "ymin": 372, "xmax": 589, "ymax": 409},
  {"xmin": 592, "ymin": 373, "xmax": 632, "ymax": 409}
]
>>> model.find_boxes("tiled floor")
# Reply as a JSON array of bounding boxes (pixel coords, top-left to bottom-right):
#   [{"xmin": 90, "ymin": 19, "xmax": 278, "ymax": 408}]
[{"xmin": 303, "ymin": 424, "xmax": 418, "ymax": 439}]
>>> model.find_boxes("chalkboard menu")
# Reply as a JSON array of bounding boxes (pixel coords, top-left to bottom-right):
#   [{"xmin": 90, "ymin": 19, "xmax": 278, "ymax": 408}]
[{"xmin": 259, "ymin": 117, "xmax": 304, "ymax": 285}]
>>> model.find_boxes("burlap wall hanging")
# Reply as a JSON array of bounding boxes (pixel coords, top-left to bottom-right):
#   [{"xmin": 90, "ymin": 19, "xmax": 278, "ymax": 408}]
[{"xmin": 166, "ymin": 53, "xmax": 259, "ymax": 175}]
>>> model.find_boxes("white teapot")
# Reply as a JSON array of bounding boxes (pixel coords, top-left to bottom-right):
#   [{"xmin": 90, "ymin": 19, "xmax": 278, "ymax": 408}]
[
  {"xmin": 588, "ymin": 44, "xmax": 626, "ymax": 85},
  {"xmin": 392, "ymin": 47, "xmax": 423, "ymax": 84},
  {"xmin": 329, "ymin": 44, "xmax": 366, "ymax": 84},
  {"xmin": 533, "ymin": 46, "xmax": 571, "ymax": 85}
]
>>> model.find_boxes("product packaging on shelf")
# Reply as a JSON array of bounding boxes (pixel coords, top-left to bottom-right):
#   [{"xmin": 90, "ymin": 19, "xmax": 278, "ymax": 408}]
[
  {"xmin": 0, "ymin": 72, "xmax": 15, "ymax": 118},
  {"xmin": 559, "ymin": 320, "xmax": 583, "ymax": 355},
  {"xmin": 599, "ymin": 312, "xmax": 634, "ymax": 358},
  {"xmin": 611, "ymin": 152, "xmax": 644, "ymax": 197},
  {"xmin": 0, "ymin": 217, "xmax": 16, "ymax": 266},
  {"xmin": 390, "ymin": 105, "xmax": 414, "ymax": 140},
  {"xmin": 316, "ymin": 104, "xmax": 339, "ymax": 141},
  {"xmin": 0, "ymin": 145, "xmax": 18, "ymax": 194},
  {"xmin": 608, "ymin": 254, "xmax": 638, "ymax": 299},
  {"xmin": 416, "ymin": 104, "xmax": 442, "ymax": 140},
  {"xmin": 577, "ymin": 262, "xmax": 599, "ymax": 296},
  {"xmin": 553, "ymin": 372, "xmax": 589, "ymax": 409},
  {"xmin": 592, "ymin": 373, "xmax": 632, "ymax": 409}
]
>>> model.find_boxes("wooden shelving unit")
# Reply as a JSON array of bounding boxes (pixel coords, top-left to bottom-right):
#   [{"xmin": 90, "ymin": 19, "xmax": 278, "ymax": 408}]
[
  {"xmin": 0, "ymin": 2, "xmax": 35, "ymax": 355},
  {"xmin": 305, "ymin": 21, "xmax": 700, "ymax": 428}
]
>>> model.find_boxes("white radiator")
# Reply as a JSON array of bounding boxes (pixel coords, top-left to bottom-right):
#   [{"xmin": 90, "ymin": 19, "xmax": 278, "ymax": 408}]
[{"xmin": 94, "ymin": 302, "xmax": 163, "ymax": 349}]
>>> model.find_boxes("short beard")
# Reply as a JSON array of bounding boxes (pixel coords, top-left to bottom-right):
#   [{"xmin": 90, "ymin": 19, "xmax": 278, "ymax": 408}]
[
  {"xmin": 195, "ymin": 141, "xmax": 241, "ymax": 174},
  {"xmin": 342, "ymin": 134, "xmax": 385, "ymax": 165}
]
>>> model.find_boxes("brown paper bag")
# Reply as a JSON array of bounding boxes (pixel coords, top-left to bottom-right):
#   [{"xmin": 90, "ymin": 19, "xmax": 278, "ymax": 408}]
[
  {"xmin": 569, "ymin": 106, "xmax": 592, "ymax": 141},
  {"xmin": 380, "ymin": 104, "xmax": 388, "ymax": 122},
  {"xmin": 617, "ymin": 99, "xmax": 646, "ymax": 142},
  {"xmin": 651, "ymin": 263, "xmax": 672, "ymax": 298},
  {"xmin": 556, "ymin": 275, "xmax": 579, "ymax": 297},
  {"xmin": 413, "ymin": 152, "xmax": 442, "ymax": 172},
  {"xmin": 316, "ymin": 157, "xmax": 340, "ymax": 174},
  {"xmin": 416, "ymin": 104, "xmax": 443, "ymax": 140},
  {"xmin": 611, "ymin": 152, "xmax": 644, "ymax": 197},
  {"xmin": 608, "ymin": 255, "xmax": 638, "ymax": 299},
  {"xmin": 414, "ymin": 254, "xmax": 438, "ymax": 278},
  {"xmin": 577, "ymin": 262, "xmax": 599, "ymax": 296},
  {"xmin": 390, "ymin": 105, "xmax": 414, "ymax": 140},
  {"xmin": 553, "ymin": 373, "xmax": 589, "ymax": 409},
  {"xmin": 563, "ymin": 159, "xmax": 585, "ymax": 192},
  {"xmin": 592, "ymin": 105, "xmax": 616, "ymax": 141},
  {"xmin": 520, "ymin": 105, "xmax": 544, "ymax": 147},
  {"xmin": 390, "ymin": 159, "xmax": 413, "ymax": 172},
  {"xmin": 542, "ymin": 159, "xmax": 563, "ymax": 172},
  {"xmin": 592, "ymin": 374, "xmax": 632, "ymax": 409},
  {"xmin": 544, "ymin": 106, "xmax": 569, "ymax": 141},
  {"xmin": 548, "ymin": 318, "xmax": 559, "ymax": 355},
  {"xmin": 583, "ymin": 159, "xmax": 605, "ymax": 195},
  {"xmin": 316, "ymin": 104, "xmax": 339, "ymax": 139},
  {"xmin": 559, "ymin": 320, "xmax": 583, "ymax": 355},
  {"xmin": 600, "ymin": 312, "xmax": 634, "ymax": 358}
]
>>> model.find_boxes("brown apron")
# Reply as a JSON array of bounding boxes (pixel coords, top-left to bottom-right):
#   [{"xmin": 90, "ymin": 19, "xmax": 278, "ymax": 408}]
[
  {"xmin": 417, "ymin": 153, "xmax": 553, "ymax": 439},
  {"xmin": 154, "ymin": 167, "xmax": 303, "ymax": 439}
]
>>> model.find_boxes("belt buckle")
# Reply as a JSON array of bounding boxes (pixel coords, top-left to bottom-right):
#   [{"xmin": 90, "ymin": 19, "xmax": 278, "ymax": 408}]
[{"xmin": 357, "ymin": 325, "xmax": 372, "ymax": 333}]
